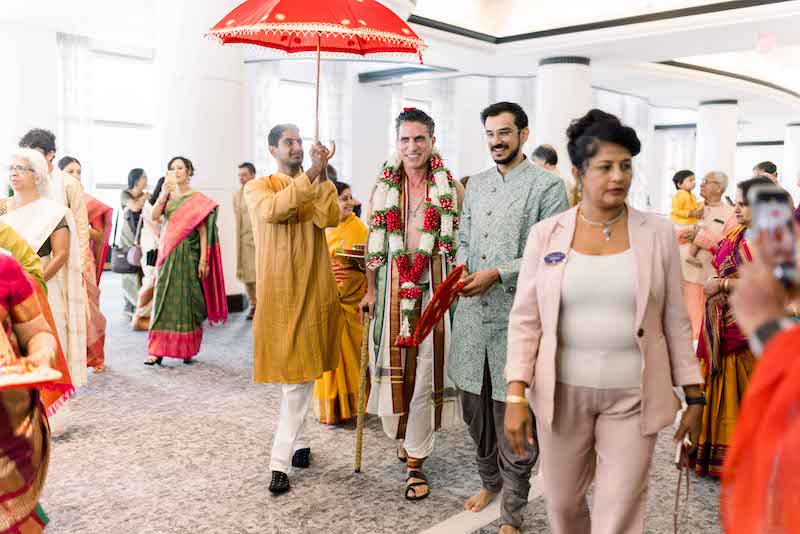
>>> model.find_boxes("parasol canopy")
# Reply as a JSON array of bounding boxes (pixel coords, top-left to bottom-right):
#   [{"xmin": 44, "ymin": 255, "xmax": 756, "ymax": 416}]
[{"xmin": 207, "ymin": 0, "xmax": 427, "ymax": 61}]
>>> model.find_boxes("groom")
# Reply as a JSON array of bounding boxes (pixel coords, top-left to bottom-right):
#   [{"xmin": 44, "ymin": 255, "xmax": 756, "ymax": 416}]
[{"xmin": 361, "ymin": 108, "xmax": 465, "ymax": 501}]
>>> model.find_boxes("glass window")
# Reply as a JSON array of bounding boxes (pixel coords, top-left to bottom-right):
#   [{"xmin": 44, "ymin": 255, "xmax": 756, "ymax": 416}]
[
  {"xmin": 89, "ymin": 53, "xmax": 155, "ymax": 125},
  {"xmin": 91, "ymin": 123, "xmax": 158, "ymax": 188}
]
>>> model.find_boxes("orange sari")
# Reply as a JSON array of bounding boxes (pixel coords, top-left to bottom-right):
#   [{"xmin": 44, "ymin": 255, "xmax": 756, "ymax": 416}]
[
  {"xmin": 313, "ymin": 214, "xmax": 368, "ymax": 424},
  {"xmin": 722, "ymin": 326, "xmax": 800, "ymax": 534}
]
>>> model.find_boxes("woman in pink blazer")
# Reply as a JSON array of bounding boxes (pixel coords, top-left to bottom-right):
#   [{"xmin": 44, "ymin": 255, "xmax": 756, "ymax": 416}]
[{"xmin": 504, "ymin": 110, "xmax": 704, "ymax": 534}]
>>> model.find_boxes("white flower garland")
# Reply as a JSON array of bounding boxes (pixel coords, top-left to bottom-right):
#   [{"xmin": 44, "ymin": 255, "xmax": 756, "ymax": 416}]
[{"xmin": 365, "ymin": 148, "xmax": 458, "ymax": 346}]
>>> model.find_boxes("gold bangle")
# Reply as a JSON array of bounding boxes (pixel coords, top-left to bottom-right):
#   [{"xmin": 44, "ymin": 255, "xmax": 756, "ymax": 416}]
[{"xmin": 505, "ymin": 394, "xmax": 528, "ymax": 405}]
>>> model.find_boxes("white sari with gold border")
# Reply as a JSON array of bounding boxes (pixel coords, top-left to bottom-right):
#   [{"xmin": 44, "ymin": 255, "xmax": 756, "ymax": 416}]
[{"xmin": 0, "ymin": 198, "xmax": 88, "ymax": 387}]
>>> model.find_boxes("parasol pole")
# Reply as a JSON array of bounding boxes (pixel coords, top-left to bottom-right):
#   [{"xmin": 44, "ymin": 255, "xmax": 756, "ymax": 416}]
[{"xmin": 315, "ymin": 31, "xmax": 321, "ymax": 144}]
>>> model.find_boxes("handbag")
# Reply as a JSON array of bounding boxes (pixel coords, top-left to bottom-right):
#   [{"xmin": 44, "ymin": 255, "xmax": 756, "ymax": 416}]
[
  {"xmin": 126, "ymin": 216, "xmax": 144, "ymax": 267},
  {"xmin": 110, "ymin": 209, "xmax": 140, "ymax": 274}
]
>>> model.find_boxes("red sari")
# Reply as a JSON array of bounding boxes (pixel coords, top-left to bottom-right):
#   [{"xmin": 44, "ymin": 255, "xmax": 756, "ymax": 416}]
[
  {"xmin": 0, "ymin": 255, "xmax": 51, "ymax": 533},
  {"xmin": 85, "ymin": 194, "xmax": 112, "ymax": 285}
]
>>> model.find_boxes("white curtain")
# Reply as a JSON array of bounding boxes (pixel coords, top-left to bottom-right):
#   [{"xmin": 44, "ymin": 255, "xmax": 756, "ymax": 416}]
[{"xmin": 57, "ymin": 33, "xmax": 92, "ymax": 189}]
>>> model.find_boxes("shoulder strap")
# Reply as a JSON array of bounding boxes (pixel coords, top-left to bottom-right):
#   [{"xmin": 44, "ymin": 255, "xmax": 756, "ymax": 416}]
[{"xmin": 133, "ymin": 213, "xmax": 144, "ymax": 245}]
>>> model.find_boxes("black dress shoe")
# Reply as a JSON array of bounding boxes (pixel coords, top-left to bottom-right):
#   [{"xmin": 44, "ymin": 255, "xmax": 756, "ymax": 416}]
[
  {"xmin": 291, "ymin": 448, "xmax": 311, "ymax": 468},
  {"xmin": 269, "ymin": 471, "xmax": 290, "ymax": 494}
]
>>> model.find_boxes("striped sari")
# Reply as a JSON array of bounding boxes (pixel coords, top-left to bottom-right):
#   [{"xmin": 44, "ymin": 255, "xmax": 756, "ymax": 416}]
[
  {"xmin": 0, "ymin": 255, "xmax": 51, "ymax": 533},
  {"xmin": 147, "ymin": 192, "xmax": 227, "ymax": 359},
  {"xmin": 693, "ymin": 225, "xmax": 756, "ymax": 477}
]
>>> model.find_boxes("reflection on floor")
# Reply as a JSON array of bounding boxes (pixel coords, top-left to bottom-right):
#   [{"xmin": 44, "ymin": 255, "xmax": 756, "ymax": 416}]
[{"xmin": 42, "ymin": 274, "xmax": 722, "ymax": 533}]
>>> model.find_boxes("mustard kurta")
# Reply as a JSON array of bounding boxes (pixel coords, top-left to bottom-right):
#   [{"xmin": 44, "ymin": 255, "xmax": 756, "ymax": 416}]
[{"xmin": 244, "ymin": 172, "xmax": 343, "ymax": 384}]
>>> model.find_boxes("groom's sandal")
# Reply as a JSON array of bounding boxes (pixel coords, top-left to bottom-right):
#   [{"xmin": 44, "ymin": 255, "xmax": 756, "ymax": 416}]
[
  {"xmin": 292, "ymin": 448, "xmax": 311, "ymax": 468},
  {"xmin": 405, "ymin": 471, "xmax": 430, "ymax": 501}
]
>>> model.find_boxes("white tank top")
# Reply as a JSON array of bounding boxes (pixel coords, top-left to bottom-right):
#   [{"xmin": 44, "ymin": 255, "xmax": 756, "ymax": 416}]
[{"xmin": 556, "ymin": 249, "xmax": 642, "ymax": 389}]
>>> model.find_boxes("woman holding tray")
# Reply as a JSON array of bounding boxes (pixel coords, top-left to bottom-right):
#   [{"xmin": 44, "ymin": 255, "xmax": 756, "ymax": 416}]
[
  {"xmin": 313, "ymin": 182, "xmax": 368, "ymax": 424},
  {"xmin": 0, "ymin": 253, "xmax": 59, "ymax": 532}
]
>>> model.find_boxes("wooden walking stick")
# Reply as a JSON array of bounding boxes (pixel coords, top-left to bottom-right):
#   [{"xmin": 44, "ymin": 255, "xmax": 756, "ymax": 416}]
[{"xmin": 354, "ymin": 308, "xmax": 371, "ymax": 473}]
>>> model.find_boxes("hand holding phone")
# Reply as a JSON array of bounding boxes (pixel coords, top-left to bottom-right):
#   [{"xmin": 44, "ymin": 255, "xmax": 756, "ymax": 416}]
[{"xmin": 749, "ymin": 185, "xmax": 797, "ymax": 288}]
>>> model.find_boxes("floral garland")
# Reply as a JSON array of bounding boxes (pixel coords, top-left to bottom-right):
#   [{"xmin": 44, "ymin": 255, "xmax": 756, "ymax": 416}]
[{"xmin": 366, "ymin": 148, "xmax": 459, "ymax": 346}]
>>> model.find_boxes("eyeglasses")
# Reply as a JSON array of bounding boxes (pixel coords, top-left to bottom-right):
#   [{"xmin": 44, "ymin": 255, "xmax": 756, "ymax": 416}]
[
  {"xmin": 701, "ymin": 179, "xmax": 722, "ymax": 186},
  {"xmin": 7, "ymin": 165, "xmax": 33, "ymax": 175},
  {"xmin": 483, "ymin": 128, "xmax": 520, "ymax": 142}
]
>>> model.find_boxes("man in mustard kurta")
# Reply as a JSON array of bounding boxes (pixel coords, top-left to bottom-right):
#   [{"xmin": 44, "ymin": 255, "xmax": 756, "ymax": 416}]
[{"xmin": 244, "ymin": 123, "xmax": 342, "ymax": 495}]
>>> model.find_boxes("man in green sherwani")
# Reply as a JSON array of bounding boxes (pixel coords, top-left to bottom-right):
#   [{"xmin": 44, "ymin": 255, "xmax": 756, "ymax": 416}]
[{"xmin": 449, "ymin": 102, "xmax": 569, "ymax": 534}]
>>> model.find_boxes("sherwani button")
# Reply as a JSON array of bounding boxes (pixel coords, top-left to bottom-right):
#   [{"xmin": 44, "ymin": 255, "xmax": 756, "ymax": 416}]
[
  {"xmin": 484, "ymin": 233, "xmax": 489, "ymax": 238},
  {"xmin": 637, "ymin": 328, "xmax": 644, "ymax": 337},
  {"xmin": 491, "ymin": 187, "xmax": 497, "ymax": 193},
  {"xmin": 487, "ymin": 210, "xmax": 492, "ymax": 216},
  {"xmin": 481, "ymin": 254, "xmax": 486, "ymax": 260}
]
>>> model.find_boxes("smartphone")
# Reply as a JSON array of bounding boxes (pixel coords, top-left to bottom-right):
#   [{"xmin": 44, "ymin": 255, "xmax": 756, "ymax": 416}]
[
  {"xmin": 748, "ymin": 185, "xmax": 797, "ymax": 287},
  {"xmin": 165, "ymin": 170, "xmax": 177, "ymax": 185}
]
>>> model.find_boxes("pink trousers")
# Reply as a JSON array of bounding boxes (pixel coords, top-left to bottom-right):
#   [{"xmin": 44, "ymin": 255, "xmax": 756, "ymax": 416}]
[{"xmin": 537, "ymin": 382, "xmax": 658, "ymax": 534}]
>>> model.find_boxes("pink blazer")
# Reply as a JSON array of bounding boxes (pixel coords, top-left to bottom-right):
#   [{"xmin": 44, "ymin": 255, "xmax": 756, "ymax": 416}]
[{"xmin": 506, "ymin": 205, "xmax": 703, "ymax": 435}]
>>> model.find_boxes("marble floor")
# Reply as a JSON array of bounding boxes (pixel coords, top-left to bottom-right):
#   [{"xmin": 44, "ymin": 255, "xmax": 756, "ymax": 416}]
[{"xmin": 41, "ymin": 274, "xmax": 723, "ymax": 533}]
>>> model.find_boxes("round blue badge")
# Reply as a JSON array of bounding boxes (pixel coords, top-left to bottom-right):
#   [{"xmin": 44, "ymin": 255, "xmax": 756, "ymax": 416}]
[{"xmin": 544, "ymin": 252, "xmax": 566, "ymax": 265}]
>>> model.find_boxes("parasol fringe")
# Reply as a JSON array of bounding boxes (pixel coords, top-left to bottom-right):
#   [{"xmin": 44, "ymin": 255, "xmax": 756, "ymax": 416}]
[{"xmin": 206, "ymin": 22, "xmax": 427, "ymax": 52}]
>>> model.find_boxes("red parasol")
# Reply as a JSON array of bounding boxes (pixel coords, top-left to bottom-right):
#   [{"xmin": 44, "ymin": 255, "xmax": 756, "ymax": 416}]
[{"xmin": 207, "ymin": 0, "xmax": 427, "ymax": 142}]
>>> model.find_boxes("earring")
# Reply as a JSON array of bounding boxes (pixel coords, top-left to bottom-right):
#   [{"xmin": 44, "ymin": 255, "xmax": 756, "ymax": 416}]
[{"xmin": 577, "ymin": 181, "xmax": 583, "ymax": 192}]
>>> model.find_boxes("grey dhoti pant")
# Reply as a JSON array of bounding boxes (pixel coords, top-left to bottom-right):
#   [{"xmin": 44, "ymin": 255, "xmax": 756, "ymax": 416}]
[{"xmin": 460, "ymin": 359, "xmax": 539, "ymax": 528}]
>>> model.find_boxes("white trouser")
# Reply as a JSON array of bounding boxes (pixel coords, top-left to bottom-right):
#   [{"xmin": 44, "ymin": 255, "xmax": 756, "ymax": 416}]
[
  {"xmin": 380, "ymin": 339, "xmax": 435, "ymax": 460},
  {"xmin": 269, "ymin": 382, "xmax": 314, "ymax": 473}
]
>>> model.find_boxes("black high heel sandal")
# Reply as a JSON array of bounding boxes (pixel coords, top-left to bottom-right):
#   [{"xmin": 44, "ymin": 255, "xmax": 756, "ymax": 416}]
[{"xmin": 144, "ymin": 357, "xmax": 163, "ymax": 366}]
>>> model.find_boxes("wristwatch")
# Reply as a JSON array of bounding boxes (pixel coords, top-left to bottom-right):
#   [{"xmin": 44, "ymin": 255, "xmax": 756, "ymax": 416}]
[{"xmin": 749, "ymin": 317, "xmax": 795, "ymax": 356}]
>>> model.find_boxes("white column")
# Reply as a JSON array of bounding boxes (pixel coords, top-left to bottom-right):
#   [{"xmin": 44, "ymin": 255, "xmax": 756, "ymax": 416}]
[
  {"xmin": 344, "ymin": 73, "xmax": 392, "ymax": 209},
  {"xmin": 449, "ymin": 76, "xmax": 494, "ymax": 180},
  {"xmin": 534, "ymin": 57, "xmax": 592, "ymax": 178},
  {"xmin": 784, "ymin": 122, "xmax": 800, "ymax": 202},
  {"xmin": 695, "ymin": 100, "xmax": 738, "ymax": 198},
  {"xmin": 154, "ymin": 0, "xmax": 246, "ymax": 299}
]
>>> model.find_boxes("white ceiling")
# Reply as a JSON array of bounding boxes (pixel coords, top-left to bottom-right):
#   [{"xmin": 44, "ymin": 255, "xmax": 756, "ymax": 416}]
[
  {"xmin": 413, "ymin": 0, "xmax": 737, "ymax": 37},
  {"xmin": 676, "ymin": 46, "xmax": 800, "ymax": 97}
]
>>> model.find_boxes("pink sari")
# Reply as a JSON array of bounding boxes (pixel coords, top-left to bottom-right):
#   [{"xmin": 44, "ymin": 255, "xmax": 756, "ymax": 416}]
[{"xmin": 83, "ymin": 194, "xmax": 111, "ymax": 369}]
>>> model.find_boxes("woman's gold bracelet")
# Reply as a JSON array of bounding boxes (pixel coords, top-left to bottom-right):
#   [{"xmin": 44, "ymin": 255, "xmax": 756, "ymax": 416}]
[{"xmin": 505, "ymin": 394, "xmax": 528, "ymax": 405}]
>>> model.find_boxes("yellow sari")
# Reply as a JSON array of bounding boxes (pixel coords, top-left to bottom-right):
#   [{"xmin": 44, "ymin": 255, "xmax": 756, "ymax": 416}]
[{"xmin": 313, "ymin": 214, "xmax": 369, "ymax": 424}]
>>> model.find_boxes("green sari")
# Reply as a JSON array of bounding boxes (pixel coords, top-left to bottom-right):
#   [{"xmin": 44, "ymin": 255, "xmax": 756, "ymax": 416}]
[{"xmin": 147, "ymin": 192, "xmax": 227, "ymax": 359}]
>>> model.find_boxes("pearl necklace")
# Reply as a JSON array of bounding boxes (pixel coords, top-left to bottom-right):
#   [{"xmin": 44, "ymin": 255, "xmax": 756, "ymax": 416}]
[{"xmin": 579, "ymin": 206, "xmax": 626, "ymax": 241}]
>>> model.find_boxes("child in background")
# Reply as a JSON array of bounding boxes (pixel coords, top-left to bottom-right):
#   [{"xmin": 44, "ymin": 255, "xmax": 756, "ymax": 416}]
[{"xmin": 670, "ymin": 170, "xmax": 704, "ymax": 267}]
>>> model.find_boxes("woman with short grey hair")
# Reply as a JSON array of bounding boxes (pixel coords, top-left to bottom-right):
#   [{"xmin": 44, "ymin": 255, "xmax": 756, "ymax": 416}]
[{"xmin": 0, "ymin": 148, "xmax": 87, "ymax": 434}]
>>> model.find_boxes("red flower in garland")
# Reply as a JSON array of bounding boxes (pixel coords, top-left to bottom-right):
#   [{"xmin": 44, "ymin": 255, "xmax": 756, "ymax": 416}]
[
  {"xmin": 399, "ymin": 287, "xmax": 422, "ymax": 300},
  {"xmin": 423, "ymin": 206, "xmax": 440, "ymax": 231},
  {"xmin": 430, "ymin": 156, "xmax": 444, "ymax": 171},
  {"xmin": 395, "ymin": 254, "xmax": 411, "ymax": 283},
  {"xmin": 385, "ymin": 208, "xmax": 402, "ymax": 233},
  {"xmin": 439, "ymin": 197, "xmax": 454, "ymax": 211},
  {"xmin": 439, "ymin": 242, "xmax": 452, "ymax": 254},
  {"xmin": 410, "ymin": 253, "xmax": 429, "ymax": 280},
  {"xmin": 371, "ymin": 212, "xmax": 386, "ymax": 228}
]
